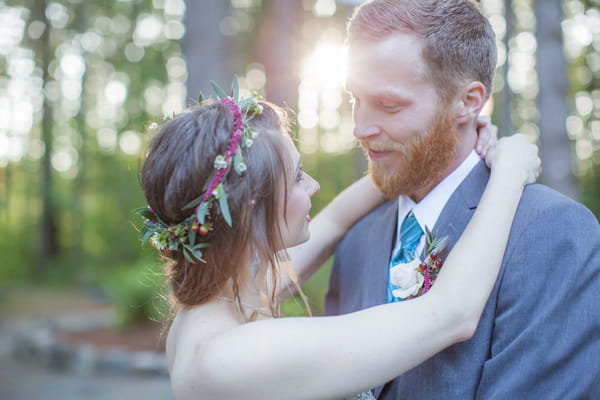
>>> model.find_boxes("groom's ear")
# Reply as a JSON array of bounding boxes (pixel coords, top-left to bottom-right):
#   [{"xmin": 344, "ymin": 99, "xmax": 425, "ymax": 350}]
[{"xmin": 453, "ymin": 82, "xmax": 486, "ymax": 124}]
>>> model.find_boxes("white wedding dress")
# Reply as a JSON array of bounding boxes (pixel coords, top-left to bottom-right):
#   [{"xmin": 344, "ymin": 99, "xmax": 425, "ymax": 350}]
[{"xmin": 347, "ymin": 390, "xmax": 376, "ymax": 400}]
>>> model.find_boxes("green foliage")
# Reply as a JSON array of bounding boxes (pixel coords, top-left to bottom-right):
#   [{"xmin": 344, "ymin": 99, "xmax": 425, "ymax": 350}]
[
  {"xmin": 0, "ymin": 0, "xmax": 182, "ymax": 286},
  {"xmin": 282, "ymin": 258, "xmax": 334, "ymax": 317},
  {"xmin": 580, "ymin": 165, "xmax": 600, "ymax": 220},
  {"xmin": 102, "ymin": 258, "xmax": 169, "ymax": 328},
  {"xmin": 0, "ymin": 224, "xmax": 37, "ymax": 284}
]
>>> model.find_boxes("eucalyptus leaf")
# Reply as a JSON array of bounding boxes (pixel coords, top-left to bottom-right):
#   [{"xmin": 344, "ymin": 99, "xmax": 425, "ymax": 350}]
[
  {"xmin": 239, "ymin": 97, "xmax": 252, "ymax": 109},
  {"xmin": 134, "ymin": 207, "xmax": 156, "ymax": 220},
  {"xmin": 133, "ymin": 206, "xmax": 147, "ymax": 214},
  {"xmin": 183, "ymin": 248, "xmax": 194, "ymax": 263},
  {"xmin": 196, "ymin": 202, "xmax": 209, "ymax": 224},
  {"xmin": 192, "ymin": 249, "xmax": 206, "ymax": 263},
  {"xmin": 192, "ymin": 243, "xmax": 210, "ymax": 250},
  {"xmin": 425, "ymin": 225, "xmax": 433, "ymax": 238},
  {"xmin": 183, "ymin": 195, "xmax": 203, "ymax": 210},
  {"xmin": 214, "ymin": 183, "xmax": 223, "ymax": 199},
  {"xmin": 189, "ymin": 226, "xmax": 197, "ymax": 245},
  {"xmin": 198, "ymin": 90, "xmax": 205, "ymax": 103},
  {"xmin": 233, "ymin": 148, "xmax": 243, "ymax": 174},
  {"xmin": 210, "ymin": 80, "xmax": 227, "ymax": 99},
  {"xmin": 219, "ymin": 192, "xmax": 232, "ymax": 227},
  {"xmin": 143, "ymin": 220, "xmax": 155, "ymax": 230},
  {"xmin": 232, "ymin": 76, "xmax": 239, "ymax": 102},
  {"xmin": 142, "ymin": 229, "xmax": 153, "ymax": 244}
]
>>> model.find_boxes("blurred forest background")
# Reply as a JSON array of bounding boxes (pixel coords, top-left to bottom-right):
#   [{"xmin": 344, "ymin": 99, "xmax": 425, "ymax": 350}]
[{"xmin": 1, "ymin": 0, "xmax": 599, "ymax": 323}]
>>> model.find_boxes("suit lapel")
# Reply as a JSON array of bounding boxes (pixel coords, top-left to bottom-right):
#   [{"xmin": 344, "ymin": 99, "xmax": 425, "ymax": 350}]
[
  {"xmin": 363, "ymin": 200, "xmax": 398, "ymax": 309},
  {"xmin": 434, "ymin": 160, "xmax": 490, "ymax": 257}
]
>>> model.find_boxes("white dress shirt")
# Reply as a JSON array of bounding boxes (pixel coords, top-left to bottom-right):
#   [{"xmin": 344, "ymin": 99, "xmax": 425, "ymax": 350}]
[{"xmin": 391, "ymin": 150, "xmax": 481, "ymax": 258}]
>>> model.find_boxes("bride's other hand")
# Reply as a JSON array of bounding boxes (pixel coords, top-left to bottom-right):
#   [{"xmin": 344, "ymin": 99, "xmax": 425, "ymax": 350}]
[
  {"xmin": 485, "ymin": 133, "xmax": 541, "ymax": 185},
  {"xmin": 475, "ymin": 115, "xmax": 497, "ymax": 158}
]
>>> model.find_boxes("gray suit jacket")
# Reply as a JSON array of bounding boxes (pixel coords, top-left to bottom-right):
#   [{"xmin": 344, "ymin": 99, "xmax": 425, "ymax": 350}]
[{"xmin": 326, "ymin": 161, "xmax": 600, "ymax": 399}]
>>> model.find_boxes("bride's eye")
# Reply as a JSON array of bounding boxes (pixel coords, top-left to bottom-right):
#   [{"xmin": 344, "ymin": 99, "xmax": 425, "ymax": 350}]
[{"xmin": 296, "ymin": 170, "xmax": 305, "ymax": 183}]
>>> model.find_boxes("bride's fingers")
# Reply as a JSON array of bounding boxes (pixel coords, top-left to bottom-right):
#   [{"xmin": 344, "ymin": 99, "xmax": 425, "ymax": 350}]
[
  {"xmin": 475, "ymin": 115, "xmax": 498, "ymax": 158},
  {"xmin": 479, "ymin": 124, "xmax": 498, "ymax": 158},
  {"xmin": 476, "ymin": 114, "xmax": 491, "ymax": 127},
  {"xmin": 486, "ymin": 134, "xmax": 541, "ymax": 184},
  {"xmin": 527, "ymin": 144, "xmax": 542, "ymax": 183}
]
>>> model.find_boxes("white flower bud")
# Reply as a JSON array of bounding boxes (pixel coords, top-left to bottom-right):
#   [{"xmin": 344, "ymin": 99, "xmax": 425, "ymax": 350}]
[{"xmin": 214, "ymin": 155, "xmax": 227, "ymax": 169}]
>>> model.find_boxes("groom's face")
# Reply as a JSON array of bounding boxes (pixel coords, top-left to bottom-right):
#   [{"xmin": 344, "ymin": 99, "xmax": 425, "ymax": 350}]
[{"xmin": 346, "ymin": 32, "xmax": 459, "ymax": 200}]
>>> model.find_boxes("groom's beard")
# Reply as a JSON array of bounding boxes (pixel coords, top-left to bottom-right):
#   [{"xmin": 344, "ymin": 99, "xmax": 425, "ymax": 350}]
[{"xmin": 364, "ymin": 107, "xmax": 458, "ymax": 199}]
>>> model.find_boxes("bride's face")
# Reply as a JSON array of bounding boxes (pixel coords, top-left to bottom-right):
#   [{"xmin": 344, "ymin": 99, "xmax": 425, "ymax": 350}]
[{"xmin": 277, "ymin": 136, "xmax": 320, "ymax": 249}]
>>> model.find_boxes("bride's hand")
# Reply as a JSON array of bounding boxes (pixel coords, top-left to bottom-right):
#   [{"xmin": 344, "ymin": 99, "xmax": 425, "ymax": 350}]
[
  {"xmin": 475, "ymin": 115, "xmax": 497, "ymax": 158},
  {"xmin": 485, "ymin": 134, "xmax": 541, "ymax": 185}
]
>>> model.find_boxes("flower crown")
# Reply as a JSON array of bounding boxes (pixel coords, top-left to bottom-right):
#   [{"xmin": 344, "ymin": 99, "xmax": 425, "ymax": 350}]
[{"xmin": 135, "ymin": 78, "xmax": 264, "ymax": 263}]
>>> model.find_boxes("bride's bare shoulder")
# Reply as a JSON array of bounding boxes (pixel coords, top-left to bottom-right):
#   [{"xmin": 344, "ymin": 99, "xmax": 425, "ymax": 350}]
[{"xmin": 167, "ymin": 303, "xmax": 243, "ymax": 397}]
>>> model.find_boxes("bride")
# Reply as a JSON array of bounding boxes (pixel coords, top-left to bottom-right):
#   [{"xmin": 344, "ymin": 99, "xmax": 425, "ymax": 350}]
[{"xmin": 137, "ymin": 90, "xmax": 539, "ymax": 400}]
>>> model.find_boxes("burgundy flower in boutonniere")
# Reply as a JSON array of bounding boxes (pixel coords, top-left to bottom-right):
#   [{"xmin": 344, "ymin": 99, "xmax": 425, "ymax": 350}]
[{"xmin": 416, "ymin": 227, "xmax": 448, "ymax": 296}]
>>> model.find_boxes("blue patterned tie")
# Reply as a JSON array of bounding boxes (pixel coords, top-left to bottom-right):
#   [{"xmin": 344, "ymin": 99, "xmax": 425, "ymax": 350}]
[{"xmin": 387, "ymin": 211, "xmax": 424, "ymax": 302}]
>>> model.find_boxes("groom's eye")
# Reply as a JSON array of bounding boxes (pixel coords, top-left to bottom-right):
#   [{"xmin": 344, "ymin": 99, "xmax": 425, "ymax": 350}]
[{"xmin": 380, "ymin": 100, "xmax": 399, "ymax": 110}]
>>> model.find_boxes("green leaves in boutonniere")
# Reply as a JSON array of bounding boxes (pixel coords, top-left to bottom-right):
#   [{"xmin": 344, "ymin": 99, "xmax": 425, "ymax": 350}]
[{"xmin": 416, "ymin": 227, "xmax": 448, "ymax": 296}]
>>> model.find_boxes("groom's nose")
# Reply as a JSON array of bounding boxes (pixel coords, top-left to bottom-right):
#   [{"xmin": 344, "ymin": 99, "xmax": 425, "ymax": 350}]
[
  {"xmin": 353, "ymin": 118, "xmax": 380, "ymax": 140},
  {"xmin": 353, "ymin": 105, "xmax": 380, "ymax": 140}
]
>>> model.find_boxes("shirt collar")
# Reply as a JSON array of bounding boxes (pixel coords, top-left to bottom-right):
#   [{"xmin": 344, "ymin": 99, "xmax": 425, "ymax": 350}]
[{"xmin": 396, "ymin": 150, "xmax": 480, "ymax": 243}]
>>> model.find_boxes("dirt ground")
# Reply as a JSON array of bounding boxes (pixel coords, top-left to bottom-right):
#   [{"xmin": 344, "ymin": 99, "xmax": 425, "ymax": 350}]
[
  {"xmin": 0, "ymin": 285, "xmax": 173, "ymax": 400},
  {"xmin": 1, "ymin": 286, "xmax": 165, "ymax": 351}
]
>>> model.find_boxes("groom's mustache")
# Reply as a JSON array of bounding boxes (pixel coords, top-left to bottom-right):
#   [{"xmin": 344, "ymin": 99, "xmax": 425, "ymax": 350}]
[{"xmin": 359, "ymin": 139, "xmax": 414, "ymax": 155}]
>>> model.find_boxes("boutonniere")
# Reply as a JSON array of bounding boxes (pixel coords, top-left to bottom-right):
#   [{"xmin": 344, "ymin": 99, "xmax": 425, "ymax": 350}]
[{"xmin": 390, "ymin": 227, "xmax": 448, "ymax": 300}]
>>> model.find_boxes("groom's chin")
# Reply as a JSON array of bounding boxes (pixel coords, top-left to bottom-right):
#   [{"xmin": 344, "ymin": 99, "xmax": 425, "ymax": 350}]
[{"xmin": 370, "ymin": 164, "xmax": 413, "ymax": 200}]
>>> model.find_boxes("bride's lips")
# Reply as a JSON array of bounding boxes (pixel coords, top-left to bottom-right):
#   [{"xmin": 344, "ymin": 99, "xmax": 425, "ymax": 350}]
[{"xmin": 306, "ymin": 215, "xmax": 311, "ymax": 222}]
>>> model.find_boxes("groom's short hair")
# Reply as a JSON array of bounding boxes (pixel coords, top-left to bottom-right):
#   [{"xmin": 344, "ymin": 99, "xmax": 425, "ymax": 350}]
[{"xmin": 348, "ymin": 0, "xmax": 497, "ymax": 102}]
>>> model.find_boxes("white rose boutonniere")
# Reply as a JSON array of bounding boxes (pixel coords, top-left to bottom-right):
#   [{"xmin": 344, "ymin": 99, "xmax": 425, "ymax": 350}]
[{"xmin": 390, "ymin": 258, "xmax": 424, "ymax": 299}]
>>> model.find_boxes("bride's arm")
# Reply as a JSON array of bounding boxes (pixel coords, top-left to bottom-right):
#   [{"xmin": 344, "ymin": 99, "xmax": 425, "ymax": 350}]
[{"xmin": 185, "ymin": 135, "xmax": 540, "ymax": 399}]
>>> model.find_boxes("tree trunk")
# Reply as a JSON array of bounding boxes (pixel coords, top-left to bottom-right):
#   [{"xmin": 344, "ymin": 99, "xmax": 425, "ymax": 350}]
[
  {"xmin": 535, "ymin": 0, "xmax": 578, "ymax": 199},
  {"xmin": 73, "ymin": 0, "xmax": 89, "ymax": 267},
  {"xmin": 183, "ymin": 0, "xmax": 232, "ymax": 102},
  {"xmin": 256, "ymin": 0, "xmax": 299, "ymax": 108},
  {"xmin": 33, "ymin": 0, "xmax": 59, "ymax": 277}
]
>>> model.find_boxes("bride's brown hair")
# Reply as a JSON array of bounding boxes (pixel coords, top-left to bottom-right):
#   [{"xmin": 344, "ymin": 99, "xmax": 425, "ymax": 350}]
[{"xmin": 140, "ymin": 100, "xmax": 299, "ymax": 319}]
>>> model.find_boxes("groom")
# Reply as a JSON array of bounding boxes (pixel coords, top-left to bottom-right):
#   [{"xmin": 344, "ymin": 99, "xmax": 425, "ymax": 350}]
[{"xmin": 326, "ymin": 0, "xmax": 600, "ymax": 398}]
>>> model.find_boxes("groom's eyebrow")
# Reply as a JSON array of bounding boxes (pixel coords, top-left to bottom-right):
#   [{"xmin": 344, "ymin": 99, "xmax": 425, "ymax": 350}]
[
  {"xmin": 372, "ymin": 88, "xmax": 412, "ymax": 104},
  {"xmin": 345, "ymin": 81, "xmax": 410, "ymax": 103}
]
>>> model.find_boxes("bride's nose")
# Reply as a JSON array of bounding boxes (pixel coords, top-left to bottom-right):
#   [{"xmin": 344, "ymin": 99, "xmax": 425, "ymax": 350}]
[{"xmin": 306, "ymin": 174, "xmax": 320, "ymax": 197}]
